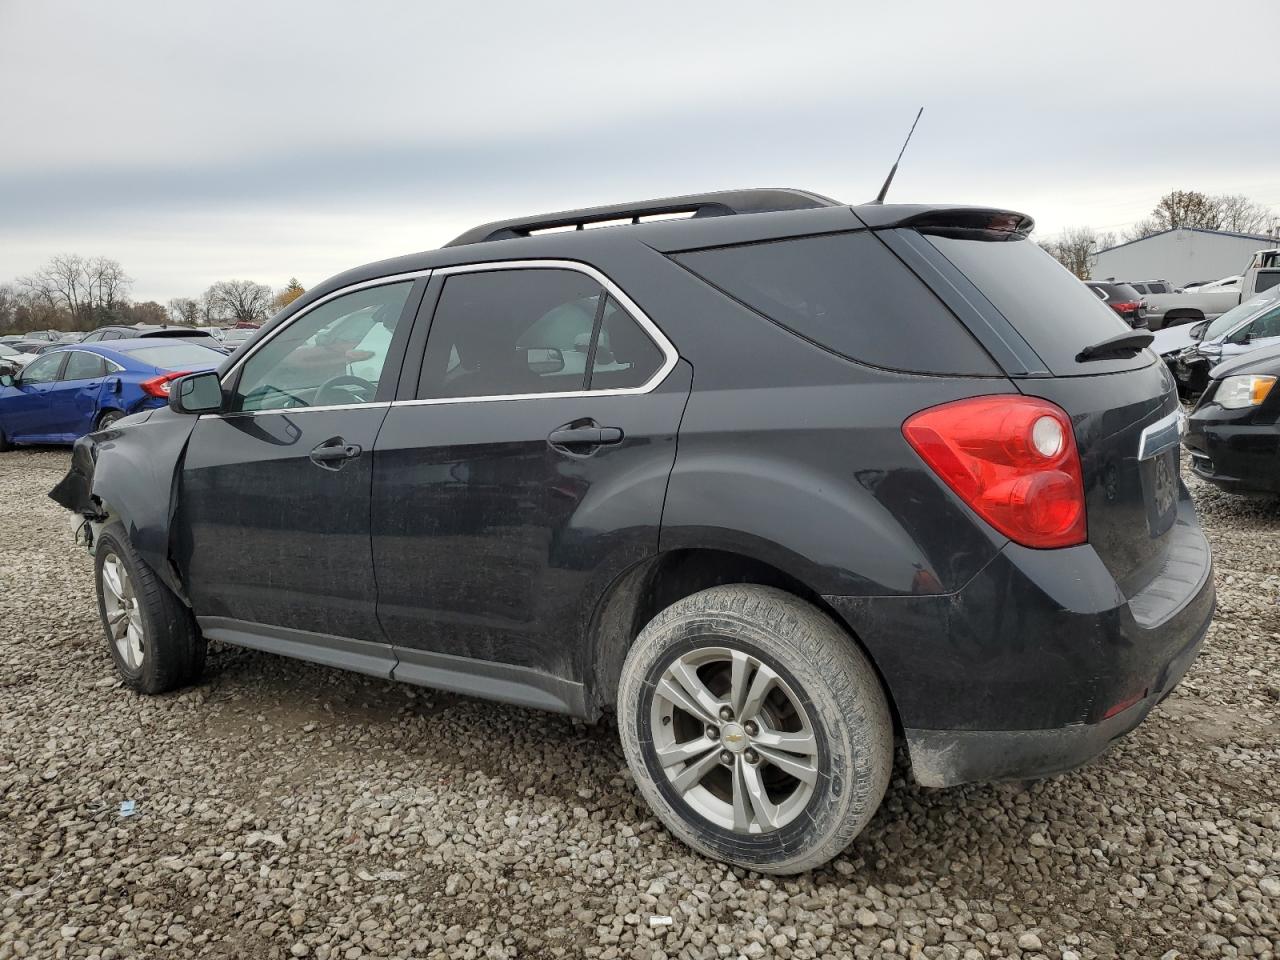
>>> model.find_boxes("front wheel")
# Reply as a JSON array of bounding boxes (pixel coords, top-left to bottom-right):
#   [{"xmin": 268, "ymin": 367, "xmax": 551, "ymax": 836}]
[
  {"xmin": 617, "ymin": 585, "xmax": 893, "ymax": 874},
  {"xmin": 95, "ymin": 527, "xmax": 205, "ymax": 694}
]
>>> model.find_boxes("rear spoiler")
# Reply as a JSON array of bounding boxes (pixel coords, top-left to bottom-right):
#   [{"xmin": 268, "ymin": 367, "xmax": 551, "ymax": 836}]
[{"xmin": 852, "ymin": 204, "xmax": 1034, "ymax": 238}]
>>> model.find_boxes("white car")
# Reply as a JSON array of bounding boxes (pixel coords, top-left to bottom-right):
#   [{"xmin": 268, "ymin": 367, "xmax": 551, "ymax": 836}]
[{"xmin": 0, "ymin": 343, "xmax": 36, "ymax": 371}]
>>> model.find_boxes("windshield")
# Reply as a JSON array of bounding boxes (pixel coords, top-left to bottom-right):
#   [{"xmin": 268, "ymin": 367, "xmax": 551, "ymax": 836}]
[
  {"xmin": 1204, "ymin": 289, "xmax": 1280, "ymax": 340},
  {"xmin": 128, "ymin": 343, "xmax": 226, "ymax": 369}
]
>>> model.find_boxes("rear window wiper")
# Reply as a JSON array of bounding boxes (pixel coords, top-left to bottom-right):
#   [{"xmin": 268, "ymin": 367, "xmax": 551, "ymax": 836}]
[{"xmin": 1075, "ymin": 330, "xmax": 1154, "ymax": 362}]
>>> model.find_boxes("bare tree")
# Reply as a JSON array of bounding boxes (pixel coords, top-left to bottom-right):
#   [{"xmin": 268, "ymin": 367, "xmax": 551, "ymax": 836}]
[
  {"xmin": 1124, "ymin": 190, "xmax": 1278, "ymax": 241},
  {"xmin": 119, "ymin": 301, "xmax": 168, "ymax": 325},
  {"xmin": 0, "ymin": 284, "xmax": 19, "ymax": 332},
  {"xmin": 1040, "ymin": 226, "xmax": 1115, "ymax": 279},
  {"xmin": 167, "ymin": 297, "xmax": 202, "ymax": 325},
  {"xmin": 203, "ymin": 279, "xmax": 274, "ymax": 325},
  {"xmin": 1212, "ymin": 194, "xmax": 1275, "ymax": 234},
  {"xmin": 17, "ymin": 254, "xmax": 132, "ymax": 326}
]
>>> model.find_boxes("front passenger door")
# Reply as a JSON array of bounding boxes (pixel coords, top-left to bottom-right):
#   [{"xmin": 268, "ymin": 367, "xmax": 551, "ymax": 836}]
[
  {"xmin": 175, "ymin": 277, "xmax": 424, "ymax": 655},
  {"xmin": 3, "ymin": 352, "xmax": 66, "ymax": 440}
]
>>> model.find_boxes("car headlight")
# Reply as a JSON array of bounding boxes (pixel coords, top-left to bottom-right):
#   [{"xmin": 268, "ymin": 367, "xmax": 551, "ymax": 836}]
[{"xmin": 1216, "ymin": 374, "xmax": 1277, "ymax": 409}]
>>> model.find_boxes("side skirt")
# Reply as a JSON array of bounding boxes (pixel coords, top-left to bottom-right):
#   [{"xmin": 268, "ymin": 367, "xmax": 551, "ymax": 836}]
[{"xmin": 196, "ymin": 617, "xmax": 588, "ymax": 716}]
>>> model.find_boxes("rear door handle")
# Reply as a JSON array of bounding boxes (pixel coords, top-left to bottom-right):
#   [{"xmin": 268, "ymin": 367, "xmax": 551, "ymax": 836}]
[
  {"xmin": 548, "ymin": 425, "xmax": 624, "ymax": 449},
  {"xmin": 310, "ymin": 438, "xmax": 362, "ymax": 468}
]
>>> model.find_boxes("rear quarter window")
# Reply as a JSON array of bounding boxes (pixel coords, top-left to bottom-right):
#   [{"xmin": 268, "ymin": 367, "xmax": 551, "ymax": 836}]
[{"xmin": 673, "ymin": 231, "xmax": 999, "ymax": 376}]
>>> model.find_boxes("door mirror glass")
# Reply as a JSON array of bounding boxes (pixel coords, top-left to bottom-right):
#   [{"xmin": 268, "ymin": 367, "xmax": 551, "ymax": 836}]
[
  {"xmin": 169, "ymin": 370, "xmax": 225, "ymax": 414},
  {"xmin": 525, "ymin": 347, "xmax": 565, "ymax": 375},
  {"xmin": 0, "ymin": 374, "xmax": 13, "ymax": 388}
]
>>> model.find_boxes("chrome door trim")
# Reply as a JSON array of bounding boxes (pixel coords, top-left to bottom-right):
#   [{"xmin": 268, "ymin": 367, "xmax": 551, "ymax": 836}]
[
  {"xmin": 392, "ymin": 258, "xmax": 679, "ymax": 408},
  {"xmin": 1137, "ymin": 408, "xmax": 1185, "ymax": 461}
]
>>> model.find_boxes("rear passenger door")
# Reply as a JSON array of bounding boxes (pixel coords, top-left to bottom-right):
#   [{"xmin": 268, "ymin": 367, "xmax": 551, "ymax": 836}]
[{"xmin": 371, "ymin": 264, "xmax": 689, "ymax": 702}]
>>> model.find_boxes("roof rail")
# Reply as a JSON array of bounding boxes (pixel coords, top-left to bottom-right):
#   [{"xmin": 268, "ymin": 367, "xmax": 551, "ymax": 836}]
[{"xmin": 444, "ymin": 188, "xmax": 842, "ymax": 247}]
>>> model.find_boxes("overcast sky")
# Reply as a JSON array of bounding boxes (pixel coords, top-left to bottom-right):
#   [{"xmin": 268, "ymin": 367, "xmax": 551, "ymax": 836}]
[{"xmin": 2, "ymin": 1, "xmax": 1278, "ymax": 304}]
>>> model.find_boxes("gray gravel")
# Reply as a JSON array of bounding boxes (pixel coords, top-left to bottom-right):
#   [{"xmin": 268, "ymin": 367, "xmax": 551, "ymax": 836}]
[{"xmin": 0, "ymin": 447, "xmax": 1277, "ymax": 960}]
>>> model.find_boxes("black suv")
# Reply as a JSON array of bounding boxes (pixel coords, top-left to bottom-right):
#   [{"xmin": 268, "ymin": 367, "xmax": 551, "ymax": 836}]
[{"xmin": 52, "ymin": 189, "xmax": 1215, "ymax": 874}]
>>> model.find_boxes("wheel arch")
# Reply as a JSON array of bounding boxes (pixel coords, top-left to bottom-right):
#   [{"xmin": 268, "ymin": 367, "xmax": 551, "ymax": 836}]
[
  {"xmin": 582, "ymin": 547, "xmax": 903, "ymax": 733},
  {"xmin": 95, "ymin": 406, "xmax": 126, "ymax": 427},
  {"xmin": 1161, "ymin": 309, "xmax": 1206, "ymax": 327}
]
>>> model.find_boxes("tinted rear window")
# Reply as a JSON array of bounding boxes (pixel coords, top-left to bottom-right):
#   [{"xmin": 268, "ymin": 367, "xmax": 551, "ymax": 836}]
[
  {"xmin": 924, "ymin": 234, "xmax": 1139, "ymax": 375},
  {"xmin": 674, "ymin": 231, "xmax": 998, "ymax": 375},
  {"xmin": 127, "ymin": 343, "xmax": 225, "ymax": 369}
]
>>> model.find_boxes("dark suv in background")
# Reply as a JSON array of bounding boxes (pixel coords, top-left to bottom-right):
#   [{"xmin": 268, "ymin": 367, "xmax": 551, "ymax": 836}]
[
  {"xmin": 1086, "ymin": 280, "xmax": 1148, "ymax": 327},
  {"xmin": 53, "ymin": 189, "xmax": 1214, "ymax": 874}
]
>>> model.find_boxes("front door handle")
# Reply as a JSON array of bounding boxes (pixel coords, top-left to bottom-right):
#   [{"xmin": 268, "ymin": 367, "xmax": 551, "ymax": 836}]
[
  {"xmin": 548, "ymin": 424, "xmax": 624, "ymax": 450},
  {"xmin": 310, "ymin": 438, "xmax": 362, "ymax": 468}
]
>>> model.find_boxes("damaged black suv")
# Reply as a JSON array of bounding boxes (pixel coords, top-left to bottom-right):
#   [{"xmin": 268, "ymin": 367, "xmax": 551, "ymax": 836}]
[{"xmin": 53, "ymin": 189, "xmax": 1215, "ymax": 874}]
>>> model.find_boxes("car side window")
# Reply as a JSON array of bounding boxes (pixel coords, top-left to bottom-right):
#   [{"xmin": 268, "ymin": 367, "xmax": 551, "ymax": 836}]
[
  {"xmin": 62, "ymin": 351, "xmax": 107, "ymax": 380},
  {"xmin": 417, "ymin": 269, "xmax": 603, "ymax": 400},
  {"xmin": 81, "ymin": 331, "xmax": 102, "ymax": 342},
  {"xmin": 20, "ymin": 353, "xmax": 64, "ymax": 384},
  {"xmin": 1250, "ymin": 304, "xmax": 1280, "ymax": 339},
  {"xmin": 232, "ymin": 281, "xmax": 414, "ymax": 413},
  {"xmin": 589, "ymin": 297, "xmax": 665, "ymax": 390}
]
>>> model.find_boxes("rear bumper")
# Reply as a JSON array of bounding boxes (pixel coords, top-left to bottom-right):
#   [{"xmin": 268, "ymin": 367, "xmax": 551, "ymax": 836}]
[
  {"xmin": 901, "ymin": 604, "xmax": 1208, "ymax": 786},
  {"xmin": 826, "ymin": 494, "xmax": 1215, "ymax": 787}
]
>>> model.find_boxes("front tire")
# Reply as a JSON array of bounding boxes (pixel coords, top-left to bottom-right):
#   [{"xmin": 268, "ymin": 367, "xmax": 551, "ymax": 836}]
[
  {"xmin": 617, "ymin": 585, "xmax": 892, "ymax": 874},
  {"xmin": 95, "ymin": 527, "xmax": 205, "ymax": 694}
]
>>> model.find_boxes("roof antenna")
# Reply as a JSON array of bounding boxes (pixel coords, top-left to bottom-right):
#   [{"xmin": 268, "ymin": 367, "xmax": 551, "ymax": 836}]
[{"xmin": 872, "ymin": 107, "xmax": 924, "ymax": 204}]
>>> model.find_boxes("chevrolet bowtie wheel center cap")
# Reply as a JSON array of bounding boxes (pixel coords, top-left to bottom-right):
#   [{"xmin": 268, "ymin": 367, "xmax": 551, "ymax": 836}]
[{"xmin": 721, "ymin": 722, "xmax": 748, "ymax": 753}]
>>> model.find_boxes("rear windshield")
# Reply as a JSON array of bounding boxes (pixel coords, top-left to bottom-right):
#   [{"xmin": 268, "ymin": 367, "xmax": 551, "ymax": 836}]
[
  {"xmin": 1092, "ymin": 282, "xmax": 1142, "ymax": 301},
  {"xmin": 673, "ymin": 231, "xmax": 998, "ymax": 375},
  {"xmin": 128, "ymin": 343, "xmax": 225, "ymax": 369},
  {"xmin": 924, "ymin": 233, "xmax": 1139, "ymax": 375}
]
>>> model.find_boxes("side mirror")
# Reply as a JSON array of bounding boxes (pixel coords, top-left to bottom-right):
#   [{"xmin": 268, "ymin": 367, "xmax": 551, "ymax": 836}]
[
  {"xmin": 168, "ymin": 370, "xmax": 224, "ymax": 414},
  {"xmin": 525, "ymin": 347, "xmax": 565, "ymax": 375},
  {"xmin": 0, "ymin": 373, "xmax": 13, "ymax": 388},
  {"xmin": 1190, "ymin": 320, "xmax": 1209, "ymax": 341}
]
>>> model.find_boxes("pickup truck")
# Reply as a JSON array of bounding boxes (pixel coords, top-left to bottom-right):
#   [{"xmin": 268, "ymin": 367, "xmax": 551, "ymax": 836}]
[{"xmin": 1137, "ymin": 249, "xmax": 1280, "ymax": 330}]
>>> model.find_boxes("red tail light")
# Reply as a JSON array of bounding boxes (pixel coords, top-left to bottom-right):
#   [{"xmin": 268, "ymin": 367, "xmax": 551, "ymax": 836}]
[
  {"xmin": 1110, "ymin": 301, "xmax": 1142, "ymax": 315},
  {"xmin": 140, "ymin": 370, "xmax": 192, "ymax": 398},
  {"xmin": 903, "ymin": 395, "xmax": 1087, "ymax": 548}
]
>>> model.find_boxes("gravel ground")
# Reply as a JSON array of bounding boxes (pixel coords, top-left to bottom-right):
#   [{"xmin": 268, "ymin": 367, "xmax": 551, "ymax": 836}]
[{"xmin": 0, "ymin": 448, "xmax": 1277, "ymax": 960}]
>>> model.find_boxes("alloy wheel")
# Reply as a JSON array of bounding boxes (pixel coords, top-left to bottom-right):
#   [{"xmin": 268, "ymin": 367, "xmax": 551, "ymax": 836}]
[
  {"xmin": 650, "ymin": 646, "xmax": 820, "ymax": 834},
  {"xmin": 101, "ymin": 553, "xmax": 145, "ymax": 670}
]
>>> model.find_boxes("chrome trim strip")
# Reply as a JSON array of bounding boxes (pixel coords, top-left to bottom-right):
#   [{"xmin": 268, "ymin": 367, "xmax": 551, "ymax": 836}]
[
  {"xmin": 211, "ymin": 258, "xmax": 680, "ymax": 419},
  {"xmin": 207, "ymin": 401, "xmax": 392, "ymax": 421},
  {"xmin": 1137, "ymin": 409, "xmax": 1184, "ymax": 461}
]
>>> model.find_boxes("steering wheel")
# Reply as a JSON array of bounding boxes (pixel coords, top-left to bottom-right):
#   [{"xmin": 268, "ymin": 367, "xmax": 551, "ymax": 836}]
[{"xmin": 313, "ymin": 374, "xmax": 376, "ymax": 407}]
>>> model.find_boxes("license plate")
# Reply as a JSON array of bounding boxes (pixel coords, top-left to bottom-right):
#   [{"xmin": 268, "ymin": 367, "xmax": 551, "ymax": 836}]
[{"xmin": 1140, "ymin": 445, "xmax": 1179, "ymax": 537}]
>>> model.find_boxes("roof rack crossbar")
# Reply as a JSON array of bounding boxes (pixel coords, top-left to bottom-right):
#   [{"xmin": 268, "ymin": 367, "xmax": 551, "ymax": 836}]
[{"xmin": 445, "ymin": 188, "xmax": 842, "ymax": 247}]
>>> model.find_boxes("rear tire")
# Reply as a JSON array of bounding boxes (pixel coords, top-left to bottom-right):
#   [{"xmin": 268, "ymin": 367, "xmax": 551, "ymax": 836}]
[
  {"xmin": 96, "ymin": 409, "xmax": 125, "ymax": 430},
  {"xmin": 617, "ymin": 585, "xmax": 892, "ymax": 874},
  {"xmin": 95, "ymin": 527, "xmax": 205, "ymax": 694},
  {"xmin": 0, "ymin": 429, "xmax": 10, "ymax": 452}
]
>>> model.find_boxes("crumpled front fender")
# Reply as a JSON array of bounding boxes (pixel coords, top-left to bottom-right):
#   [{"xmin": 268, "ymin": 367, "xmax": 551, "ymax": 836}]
[{"xmin": 48, "ymin": 408, "xmax": 200, "ymax": 601}]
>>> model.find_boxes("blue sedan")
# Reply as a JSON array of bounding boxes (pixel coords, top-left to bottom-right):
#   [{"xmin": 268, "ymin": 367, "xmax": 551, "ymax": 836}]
[{"xmin": 0, "ymin": 339, "xmax": 225, "ymax": 449}]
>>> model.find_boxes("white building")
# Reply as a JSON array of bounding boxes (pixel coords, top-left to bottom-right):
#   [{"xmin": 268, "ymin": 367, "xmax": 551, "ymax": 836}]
[{"xmin": 1091, "ymin": 227, "xmax": 1276, "ymax": 287}]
